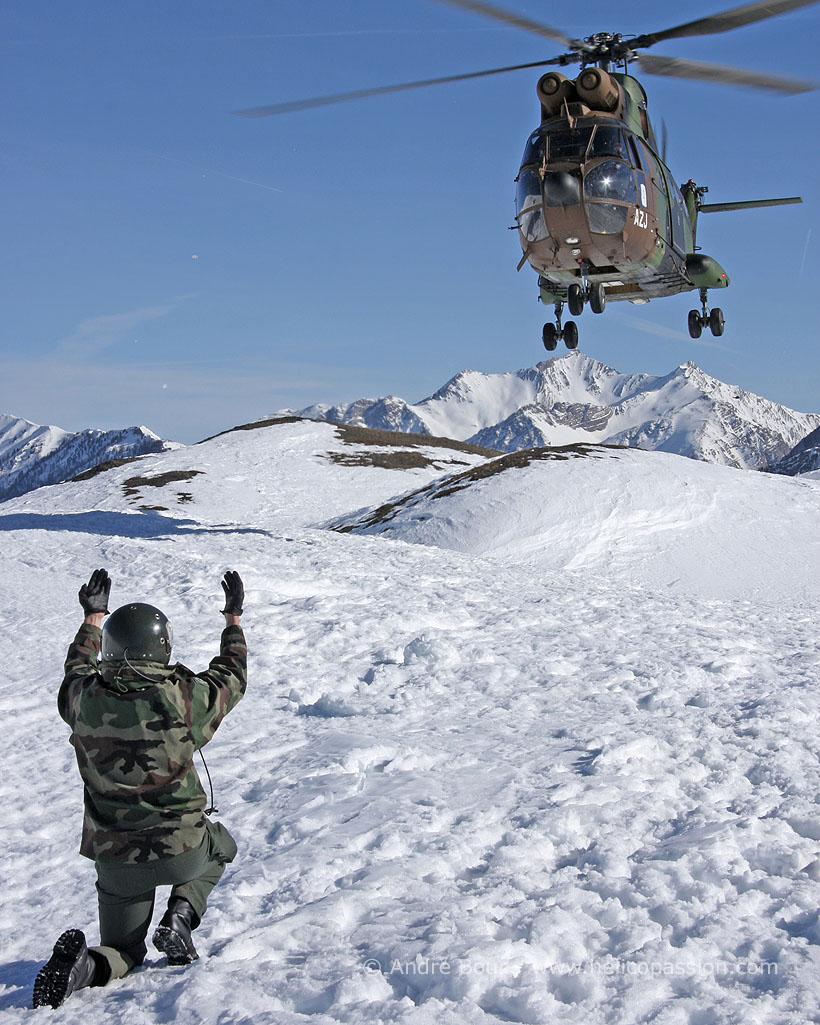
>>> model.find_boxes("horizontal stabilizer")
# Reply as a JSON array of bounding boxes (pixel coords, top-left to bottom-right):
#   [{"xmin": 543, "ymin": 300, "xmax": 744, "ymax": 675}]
[{"xmin": 700, "ymin": 196, "xmax": 802, "ymax": 212}]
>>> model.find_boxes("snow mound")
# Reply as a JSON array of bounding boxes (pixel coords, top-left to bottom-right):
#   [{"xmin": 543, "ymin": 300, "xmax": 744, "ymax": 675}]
[
  {"xmin": 0, "ymin": 417, "xmax": 495, "ymax": 532},
  {"xmin": 334, "ymin": 444, "xmax": 820, "ymax": 600}
]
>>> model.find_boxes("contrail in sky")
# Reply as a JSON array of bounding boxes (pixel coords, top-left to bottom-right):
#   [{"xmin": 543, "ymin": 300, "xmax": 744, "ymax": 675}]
[
  {"xmin": 799, "ymin": 229, "xmax": 812, "ymax": 281},
  {"xmin": 149, "ymin": 151, "xmax": 283, "ymax": 194}
]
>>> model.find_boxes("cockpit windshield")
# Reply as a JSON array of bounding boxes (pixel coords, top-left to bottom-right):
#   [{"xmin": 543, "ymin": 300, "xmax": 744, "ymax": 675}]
[
  {"xmin": 583, "ymin": 160, "xmax": 636, "ymax": 235},
  {"xmin": 588, "ymin": 126, "xmax": 629, "ymax": 161},
  {"xmin": 584, "ymin": 161, "xmax": 636, "ymax": 203},
  {"xmin": 547, "ymin": 128, "xmax": 593, "ymax": 162},
  {"xmin": 520, "ymin": 127, "xmax": 594, "ymax": 168}
]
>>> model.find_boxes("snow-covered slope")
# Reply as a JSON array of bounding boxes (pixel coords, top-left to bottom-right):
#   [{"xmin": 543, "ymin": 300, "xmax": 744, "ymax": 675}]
[
  {"xmin": 334, "ymin": 443, "xmax": 820, "ymax": 601},
  {"xmin": 2, "ymin": 419, "xmax": 820, "ymax": 1024},
  {"xmin": 293, "ymin": 352, "xmax": 820, "ymax": 471},
  {"xmin": 1, "ymin": 417, "xmax": 494, "ymax": 528},
  {"xmin": 0, "ymin": 413, "xmax": 176, "ymax": 502}
]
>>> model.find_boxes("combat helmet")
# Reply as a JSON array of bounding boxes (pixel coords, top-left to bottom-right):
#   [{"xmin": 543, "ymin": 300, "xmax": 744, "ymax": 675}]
[{"xmin": 101, "ymin": 603, "xmax": 173, "ymax": 665}]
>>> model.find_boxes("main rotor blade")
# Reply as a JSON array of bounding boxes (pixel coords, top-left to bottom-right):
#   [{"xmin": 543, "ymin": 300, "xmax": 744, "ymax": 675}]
[
  {"xmin": 636, "ymin": 0, "xmax": 820, "ymax": 46},
  {"xmin": 431, "ymin": 0, "xmax": 574, "ymax": 46},
  {"xmin": 638, "ymin": 52, "xmax": 817, "ymax": 92},
  {"xmin": 234, "ymin": 59, "xmax": 556, "ymax": 117}
]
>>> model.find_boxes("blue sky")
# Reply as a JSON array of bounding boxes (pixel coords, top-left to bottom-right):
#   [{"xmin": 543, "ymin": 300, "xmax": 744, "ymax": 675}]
[{"xmin": 2, "ymin": 1, "xmax": 818, "ymax": 443}]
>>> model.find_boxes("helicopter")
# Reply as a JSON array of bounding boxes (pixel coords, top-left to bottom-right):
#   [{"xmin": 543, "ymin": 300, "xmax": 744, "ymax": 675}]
[{"xmin": 235, "ymin": 0, "xmax": 818, "ymax": 352}]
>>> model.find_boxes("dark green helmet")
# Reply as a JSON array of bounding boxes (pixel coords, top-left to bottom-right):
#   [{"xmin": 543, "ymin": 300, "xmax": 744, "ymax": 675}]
[{"xmin": 101, "ymin": 603, "xmax": 173, "ymax": 665}]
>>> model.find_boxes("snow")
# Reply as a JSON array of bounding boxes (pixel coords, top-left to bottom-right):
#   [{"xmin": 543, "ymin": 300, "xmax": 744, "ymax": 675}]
[{"xmin": 1, "ymin": 418, "xmax": 820, "ymax": 1024}]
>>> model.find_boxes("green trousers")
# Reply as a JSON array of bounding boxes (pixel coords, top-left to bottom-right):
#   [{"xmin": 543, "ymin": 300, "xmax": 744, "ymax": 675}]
[{"xmin": 91, "ymin": 819, "xmax": 237, "ymax": 981}]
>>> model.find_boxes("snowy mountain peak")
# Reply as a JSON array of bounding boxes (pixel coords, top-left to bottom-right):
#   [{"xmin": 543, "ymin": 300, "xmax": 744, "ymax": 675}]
[
  {"xmin": 0, "ymin": 414, "xmax": 176, "ymax": 502},
  {"xmin": 292, "ymin": 353, "xmax": 819, "ymax": 471},
  {"xmin": 428, "ymin": 368, "xmax": 482, "ymax": 403}
]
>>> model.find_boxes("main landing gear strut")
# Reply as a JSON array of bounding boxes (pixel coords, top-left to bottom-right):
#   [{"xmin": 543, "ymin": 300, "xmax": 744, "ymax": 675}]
[
  {"xmin": 542, "ymin": 301, "xmax": 578, "ymax": 351},
  {"xmin": 542, "ymin": 263, "xmax": 606, "ymax": 351},
  {"xmin": 688, "ymin": 288, "xmax": 724, "ymax": 339}
]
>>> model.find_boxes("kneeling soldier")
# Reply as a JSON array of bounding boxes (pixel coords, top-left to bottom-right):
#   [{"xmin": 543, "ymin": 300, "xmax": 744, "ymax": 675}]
[{"xmin": 33, "ymin": 568, "xmax": 247, "ymax": 1008}]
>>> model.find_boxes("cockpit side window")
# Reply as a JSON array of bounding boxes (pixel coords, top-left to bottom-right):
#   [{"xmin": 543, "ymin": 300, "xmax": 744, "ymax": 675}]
[
  {"xmin": 515, "ymin": 168, "xmax": 549, "ymax": 242},
  {"xmin": 521, "ymin": 130, "xmax": 546, "ymax": 168}
]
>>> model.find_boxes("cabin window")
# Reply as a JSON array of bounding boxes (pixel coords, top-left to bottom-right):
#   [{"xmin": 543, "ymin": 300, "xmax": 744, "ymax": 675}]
[
  {"xmin": 640, "ymin": 145, "xmax": 666, "ymax": 197},
  {"xmin": 547, "ymin": 127, "xmax": 593, "ymax": 162},
  {"xmin": 588, "ymin": 126, "xmax": 629, "ymax": 161},
  {"xmin": 663, "ymin": 172, "xmax": 690, "ymax": 255}
]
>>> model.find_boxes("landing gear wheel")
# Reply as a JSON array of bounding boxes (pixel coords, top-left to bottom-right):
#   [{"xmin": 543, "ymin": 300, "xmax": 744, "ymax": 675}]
[
  {"xmin": 709, "ymin": 308, "xmax": 725, "ymax": 337},
  {"xmin": 688, "ymin": 310, "xmax": 703, "ymax": 339},
  {"xmin": 563, "ymin": 321, "xmax": 579, "ymax": 349},
  {"xmin": 542, "ymin": 323, "xmax": 558, "ymax": 351},
  {"xmin": 589, "ymin": 282, "xmax": 606, "ymax": 314},
  {"xmin": 567, "ymin": 284, "xmax": 585, "ymax": 317}
]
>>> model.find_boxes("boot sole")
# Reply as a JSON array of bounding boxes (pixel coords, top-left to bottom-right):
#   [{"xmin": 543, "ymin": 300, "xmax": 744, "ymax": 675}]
[
  {"xmin": 152, "ymin": 925, "xmax": 199, "ymax": 966},
  {"xmin": 32, "ymin": 929, "xmax": 87, "ymax": 1009}
]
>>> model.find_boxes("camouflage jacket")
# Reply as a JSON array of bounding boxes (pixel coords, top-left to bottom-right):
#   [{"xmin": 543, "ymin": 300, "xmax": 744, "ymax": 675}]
[{"xmin": 59, "ymin": 622, "xmax": 246, "ymax": 864}]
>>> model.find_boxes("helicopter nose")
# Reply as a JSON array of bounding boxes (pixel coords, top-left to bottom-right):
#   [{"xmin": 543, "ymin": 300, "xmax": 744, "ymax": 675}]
[{"xmin": 543, "ymin": 171, "xmax": 581, "ymax": 207}]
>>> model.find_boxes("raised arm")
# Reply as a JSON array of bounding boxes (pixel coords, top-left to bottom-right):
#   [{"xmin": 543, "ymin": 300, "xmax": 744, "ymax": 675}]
[
  {"xmin": 59, "ymin": 569, "xmax": 112, "ymax": 721},
  {"xmin": 191, "ymin": 571, "xmax": 247, "ymax": 748}
]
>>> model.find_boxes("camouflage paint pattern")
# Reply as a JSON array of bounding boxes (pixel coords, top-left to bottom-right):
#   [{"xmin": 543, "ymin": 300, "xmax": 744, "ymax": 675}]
[
  {"xmin": 517, "ymin": 70, "xmax": 717, "ymax": 306},
  {"xmin": 59, "ymin": 623, "xmax": 246, "ymax": 864}
]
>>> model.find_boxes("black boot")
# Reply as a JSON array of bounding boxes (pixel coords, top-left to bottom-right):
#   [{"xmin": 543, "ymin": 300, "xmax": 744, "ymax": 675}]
[
  {"xmin": 152, "ymin": 897, "xmax": 200, "ymax": 965},
  {"xmin": 32, "ymin": 929, "xmax": 100, "ymax": 1008}
]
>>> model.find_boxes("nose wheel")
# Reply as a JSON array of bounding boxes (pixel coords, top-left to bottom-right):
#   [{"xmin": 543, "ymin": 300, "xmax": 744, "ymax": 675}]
[
  {"xmin": 567, "ymin": 281, "xmax": 607, "ymax": 317},
  {"xmin": 688, "ymin": 288, "xmax": 725, "ymax": 339},
  {"xmin": 543, "ymin": 301, "xmax": 579, "ymax": 351}
]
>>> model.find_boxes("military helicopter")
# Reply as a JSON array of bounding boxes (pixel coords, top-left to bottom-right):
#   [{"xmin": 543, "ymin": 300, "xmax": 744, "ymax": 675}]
[{"xmin": 236, "ymin": 0, "xmax": 817, "ymax": 351}]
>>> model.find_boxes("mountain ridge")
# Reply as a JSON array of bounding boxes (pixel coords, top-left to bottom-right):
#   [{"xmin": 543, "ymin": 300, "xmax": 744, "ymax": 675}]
[
  {"xmin": 769, "ymin": 424, "xmax": 820, "ymax": 476},
  {"xmin": 0, "ymin": 413, "xmax": 177, "ymax": 502},
  {"xmin": 289, "ymin": 352, "xmax": 820, "ymax": 472}
]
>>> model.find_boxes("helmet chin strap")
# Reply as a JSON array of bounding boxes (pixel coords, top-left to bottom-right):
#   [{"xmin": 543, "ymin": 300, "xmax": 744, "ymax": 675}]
[{"xmin": 120, "ymin": 649, "xmax": 219, "ymax": 817}]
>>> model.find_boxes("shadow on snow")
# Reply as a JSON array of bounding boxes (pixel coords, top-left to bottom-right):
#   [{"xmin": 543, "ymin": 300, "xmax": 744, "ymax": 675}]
[{"xmin": 0, "ymin": 511, "xmax": 274, "ymax": 540}]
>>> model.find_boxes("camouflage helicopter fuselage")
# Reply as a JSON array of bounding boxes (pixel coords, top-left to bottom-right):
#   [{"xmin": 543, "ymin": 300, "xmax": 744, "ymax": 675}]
[{"xmin": 515, "ymin": 69, "xmax": 729, "ymax": 307}]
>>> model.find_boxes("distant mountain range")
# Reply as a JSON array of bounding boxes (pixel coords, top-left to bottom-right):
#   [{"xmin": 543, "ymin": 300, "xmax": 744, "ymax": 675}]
[
  {"xmin": 291, "ymin": 352, "xmax": 820, "ymax": 472},
  {"xmin": 0, "ymin": 414, "xmax": 176, "ymax": 502},
  {"xmin": 3, "ymin": 353, "xmax": 818, "ymax": 504}
]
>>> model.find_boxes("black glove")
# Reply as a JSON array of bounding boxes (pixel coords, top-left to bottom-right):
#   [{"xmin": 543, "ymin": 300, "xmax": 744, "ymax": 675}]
[
  {"xmin": 79, "ymin": 568, "xmax": 111, "ymax": 615},
  {"xmin": 221, "ymin": 570, "xmax": 244, "ymax": 616}
]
